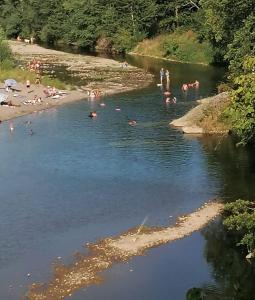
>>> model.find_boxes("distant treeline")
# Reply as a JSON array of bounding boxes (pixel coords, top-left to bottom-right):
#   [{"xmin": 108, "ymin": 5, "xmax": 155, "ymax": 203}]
[{"xmin": 0, "ymin": 0, "xmax": 253, "ymax": 62}]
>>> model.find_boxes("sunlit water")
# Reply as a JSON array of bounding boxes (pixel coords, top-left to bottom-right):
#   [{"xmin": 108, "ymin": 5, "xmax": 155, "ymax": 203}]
[{"xmin": 0, "ymin": 58, "xmax": 255, "ymax": 299}]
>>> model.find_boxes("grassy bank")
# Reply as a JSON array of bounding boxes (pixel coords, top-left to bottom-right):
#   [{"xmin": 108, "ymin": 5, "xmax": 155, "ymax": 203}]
[
  {"xmin": 0, "ymin": 67, "xmax": 70, "ymax": 90},
  {"xmin": 132, "ymin": 30, "xmax": 214, "ymax": 65}
]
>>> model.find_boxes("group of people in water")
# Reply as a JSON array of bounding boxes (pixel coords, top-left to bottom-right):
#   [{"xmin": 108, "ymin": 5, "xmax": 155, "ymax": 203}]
[
  {"xmin": 181, "ymin": 80, "xmax": 200, "ymax": 91},
  {"xmin": 88, "ymin": 67, "xmax": 200, "ymax": 124},
  {"xmin": 159, "ymin": 67, "xmax": 200, "ymax": 104}
]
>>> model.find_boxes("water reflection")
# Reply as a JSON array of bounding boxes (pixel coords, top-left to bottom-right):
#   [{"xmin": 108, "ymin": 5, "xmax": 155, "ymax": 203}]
[
  {"xmin": 199, "ymin": 136, "xmax": 255, "ymax": 200},
  {"xmin": 186, "ymin": 219, "xmax": 255, "ymax": 300}
]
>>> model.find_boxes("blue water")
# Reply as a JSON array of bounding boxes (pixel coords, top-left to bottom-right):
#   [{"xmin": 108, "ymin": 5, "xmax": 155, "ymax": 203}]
[{"xmin": 0, "ymin": 60, "xmax": 255, "ymax": 300}]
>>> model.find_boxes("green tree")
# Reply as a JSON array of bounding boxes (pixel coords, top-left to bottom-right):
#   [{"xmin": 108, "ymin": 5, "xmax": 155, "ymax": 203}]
[
  {"xmin": 227, "ymin": 56, "xmax": 255, "ymax": 145},
  {"xmin": 225, "ymin": 14, "xmax": 255, "ymax": 77},
  {"xmin": 224, "ymin": 199, "xmax": 255, "ymax": 253}
]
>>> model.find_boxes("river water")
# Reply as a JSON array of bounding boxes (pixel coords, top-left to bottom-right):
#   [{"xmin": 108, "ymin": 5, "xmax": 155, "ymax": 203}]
[{"xmin": 0, "ymin": 55, "xmax": 255, "ymax": 300}]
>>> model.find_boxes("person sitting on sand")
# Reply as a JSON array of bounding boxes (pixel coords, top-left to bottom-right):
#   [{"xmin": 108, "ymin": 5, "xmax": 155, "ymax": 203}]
[
  {"xmin": 1, "ymin": 100, "xmax": 20, "ymax": 107},
  {"xmin": 122, "ymin": 61, "xmax": 128, "ymax": 68},
  {"xmin": 26, "ymin": 79, "xmax": 31, "ymax": 88},
  {"xmin": 51, "ymin": 87, "xmax": 57, "ymax": 96},
  {"xmin": 43, "ymin": 89, "xmax": 50, "ymax": 97},
  {"xmin": 35, "ymin": 73, "xmax": 42, "ymax": 85}
]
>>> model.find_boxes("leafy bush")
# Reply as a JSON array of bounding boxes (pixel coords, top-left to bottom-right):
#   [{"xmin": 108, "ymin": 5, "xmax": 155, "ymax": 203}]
[
  {"xmin": 224, "ymin": 199, "xmax": 255, "ymax": 254},
  {"xmin": 226, "ymin": 56, "xmax": 255, "ymax": 145},
  {"xmin": 112, "ymin": 28, "xmax": 137, "ymax": 53},
  {"xmin": 0, "ymin": 26, "xmax": 14, "ymax": 69},
  {"xmin": 133, "ymin": 30, "xmax": 214, "ymax": 64},
  {"xmin": 162, "ymin": 30, "xmax": 214, "ymax": 64}
]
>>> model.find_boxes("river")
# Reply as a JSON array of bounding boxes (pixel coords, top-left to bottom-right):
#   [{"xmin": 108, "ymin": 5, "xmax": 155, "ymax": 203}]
[{"xmin": 0, "ymin": 54, "xmax": 255, "ymax": 300}]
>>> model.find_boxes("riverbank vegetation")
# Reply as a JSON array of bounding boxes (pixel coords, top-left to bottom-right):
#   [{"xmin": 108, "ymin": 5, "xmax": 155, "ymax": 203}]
[
  {"xmin": 224, "ymin": 200, "xmax": 255, "ymax": 257},
  {"xmin": 133, "ymin": 30, "xmax": 214, "ymax": 64}
]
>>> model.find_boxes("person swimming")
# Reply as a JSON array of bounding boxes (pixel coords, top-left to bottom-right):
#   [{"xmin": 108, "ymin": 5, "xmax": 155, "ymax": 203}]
[
  {"xmin": 128, "ymin": 120, "xmax": 137, "ymax": 126},
  {"xmin": 89, "ymin": 111, "xmax": 97, "ymax": 118},
  {"xmin": 182, "ymin": 83, "xmax": 188, "ymax": 91}
]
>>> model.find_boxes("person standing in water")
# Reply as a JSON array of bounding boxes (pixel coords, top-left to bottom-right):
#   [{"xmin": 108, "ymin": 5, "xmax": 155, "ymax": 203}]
[
  {"xmin": 160, "ymin": 68, "xmax": 164, "ymax": 84},
  {"xmin": 165, "ymin": 70, "xmax": 170, "ymax": 83}
]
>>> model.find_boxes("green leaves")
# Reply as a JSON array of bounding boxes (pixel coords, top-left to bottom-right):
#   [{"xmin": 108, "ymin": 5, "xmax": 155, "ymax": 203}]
[
  {"xmin": 223, "ymin": 199, "xmax": 255, "ymax": 252},
  {"xmin": 224, "ymin": 56, "xmax": 255, "ymax": 144}
]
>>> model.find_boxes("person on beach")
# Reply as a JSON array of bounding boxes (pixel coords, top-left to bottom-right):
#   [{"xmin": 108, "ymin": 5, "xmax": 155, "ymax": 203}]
[
  {"xmin": 35, "ymin": 73, "xmax": 42, "ymax": 85},
  {"xmin": 26, "ymin": 79, "xmax": 30, "ymax": 88},
  {"xmin": 160, "ymin": 68, "xmax": 164, "ymax": 84}
]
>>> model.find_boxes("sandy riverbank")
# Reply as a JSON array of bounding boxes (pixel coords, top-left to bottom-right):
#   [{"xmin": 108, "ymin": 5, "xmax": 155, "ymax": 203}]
[
  {"xmin": 9, "ymin": 41, "xmax": 154, "ymax": 92},
  {"xmin": 0, "ymin": 41, "xmax": 154, "ymax": 122},
  {"xmin": 0, "ymin": 84, "xmax": 86, "ymax": 122},
  {"xmin": 27, "ymin": 200, "xmax": 223, "ymax": 300}
]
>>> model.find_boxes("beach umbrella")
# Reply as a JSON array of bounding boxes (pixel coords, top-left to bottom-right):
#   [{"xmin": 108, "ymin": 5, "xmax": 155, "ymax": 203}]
[{"xmin": 4, "ymin": 79, "xmax": 17, "ymax": 87}]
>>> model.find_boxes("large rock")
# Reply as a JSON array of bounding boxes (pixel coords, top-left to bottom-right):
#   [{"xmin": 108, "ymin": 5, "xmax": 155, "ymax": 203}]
[{"xmin": 170, "ymin": 92, "xmax": 229, "ymax": 134}]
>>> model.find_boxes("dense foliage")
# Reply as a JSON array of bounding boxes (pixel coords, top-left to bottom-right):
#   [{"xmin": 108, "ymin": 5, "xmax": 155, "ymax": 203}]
[
  {"xmin": 0, "ymin": 0, "xmax": 203, "ymax": 51},
  {"xmin": 227, "ymin": 57, "xmax": 255, "ymax": 145},
  {"xmin": 224, "ymin": 200, "xmax": 255, "ymax": 254},
  {"xmin": 0, "ymin": 26, "xmax": 13, "ymax": 69}
]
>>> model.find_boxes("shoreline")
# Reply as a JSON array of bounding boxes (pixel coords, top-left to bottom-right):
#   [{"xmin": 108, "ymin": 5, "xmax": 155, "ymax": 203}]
[
  {"xmin": 27, "ymin": 200, "xmax": 223, "ymax": 300},
  {"xmin": 0, "ymin": 83, "xmax": 150, "ymax": 123},
  {"xmin": 0, "ymin": 41, "xmax": 154, "ymax": 122}
]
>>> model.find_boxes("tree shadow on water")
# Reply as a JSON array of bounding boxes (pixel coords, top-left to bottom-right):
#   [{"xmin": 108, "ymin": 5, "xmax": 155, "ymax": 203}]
[{"xmin": 186, "ymin": 219, "xmax": 255, "ymax": 300}]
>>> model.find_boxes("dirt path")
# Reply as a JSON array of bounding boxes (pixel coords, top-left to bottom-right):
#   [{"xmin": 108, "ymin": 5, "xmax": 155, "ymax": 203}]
[{"xmin": 27, "ymin": 200, "xmax": 223, "ymax": 300}]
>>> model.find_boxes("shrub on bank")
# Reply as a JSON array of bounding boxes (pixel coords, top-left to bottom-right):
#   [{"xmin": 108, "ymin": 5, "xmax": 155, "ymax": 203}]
[
  {"xmin": 226, "ymin": 56, "xmax": 255, "ymax": 145},
  {"xmin": 0, "ymin": 27, "xmax": 14, "ymax": 69},
  {"xmin": 0, "ymin": 68, "xmax": 36, "ymax": 83},
  {"xmin": 132, "ymin": 30, "xmax": 214, "ymax": 65},
  {"xmin": 224, "ymin": 199, "xmax": 255, "ymax": 255}
]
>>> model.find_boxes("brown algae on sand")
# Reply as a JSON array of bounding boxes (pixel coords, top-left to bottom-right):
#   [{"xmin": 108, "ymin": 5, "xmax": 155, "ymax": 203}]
[{"xmin": 27, "ymin": 200, "xmax": 223, "ymax": 300}]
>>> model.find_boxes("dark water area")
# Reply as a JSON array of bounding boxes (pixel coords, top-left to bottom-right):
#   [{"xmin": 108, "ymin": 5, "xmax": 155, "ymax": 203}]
[{"xmin": 0, "ymin": 54, "xmax": 255, "ymax": 299}]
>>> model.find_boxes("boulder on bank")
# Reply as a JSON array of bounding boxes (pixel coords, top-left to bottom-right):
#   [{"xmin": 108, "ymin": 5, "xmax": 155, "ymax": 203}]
[
  {"xmin": 182, "ymin": 126, "xmax": 204, "ymax": 134},
  {"xmin": 171, "ymin": 92, "xmax": 230, "ymax": 134}
]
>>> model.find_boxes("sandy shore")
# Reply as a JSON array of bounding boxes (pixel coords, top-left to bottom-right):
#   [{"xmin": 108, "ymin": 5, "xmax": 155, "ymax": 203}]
[
  {"xmin": 0, "ymin": 84, "xmax": 86, "ymax": 122},
  {"xmin": 27, "ymin": 200, "xmax": 223, "ymax": 300},
  {"xmin": 0, "ymin": 41, "xmax": 154, "ymax": 122}
]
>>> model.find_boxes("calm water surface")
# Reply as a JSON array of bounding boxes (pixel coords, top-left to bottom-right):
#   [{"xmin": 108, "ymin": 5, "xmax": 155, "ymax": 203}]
[{"xmin": 0, "ymin": 57, "xmax": 255, "ymax": 299}]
